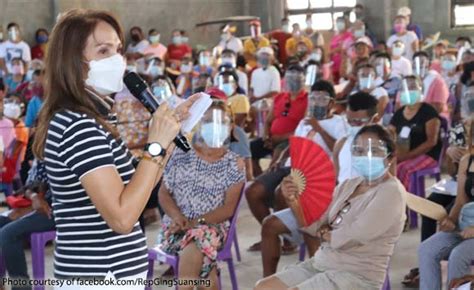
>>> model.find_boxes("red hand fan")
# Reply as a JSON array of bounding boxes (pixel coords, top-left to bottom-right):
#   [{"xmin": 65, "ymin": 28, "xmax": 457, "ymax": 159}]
[{"xmin": 289, "ymin": 136, "xmax": 336, "ymax": 227}]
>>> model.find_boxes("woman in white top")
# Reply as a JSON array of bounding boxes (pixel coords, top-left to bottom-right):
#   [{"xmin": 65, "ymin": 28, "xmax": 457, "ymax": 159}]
[{"xmin": 387, "ymin": 15, "xmax": 419, "ymax": 60}]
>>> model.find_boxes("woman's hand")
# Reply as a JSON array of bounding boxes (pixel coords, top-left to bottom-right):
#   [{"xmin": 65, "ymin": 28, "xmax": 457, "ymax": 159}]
[
  {"xmin": 461, "ymin": 226, "xmax": 474, "ymax": 240},
  {"xmin": 174, "ymin": 93, "xmax": 200, "ymax": 121},
  {"xmin": 447, "ymin": 146, "xmax": 467, "ymax": 164},
  {"xmin": 281, "ymin": 176, "xmax": 299, "ymax": 203},
  {"xmin": 305, "ymin": 117, "xmax": 322, "ymax": 133},
  {"xmin": 169, "ymin": 214, "xmax": 189, "ymax": 234},
  {"xmin": 317, "ymin": 225, "xmax": 332, "ymax": 242},
  {"xmin": 147, "ymin": 103, "xmax": 181, "ymax": 148},
  {"xmin": 439, "ymin": 217, "xmax": 456, "ymax": 232}
]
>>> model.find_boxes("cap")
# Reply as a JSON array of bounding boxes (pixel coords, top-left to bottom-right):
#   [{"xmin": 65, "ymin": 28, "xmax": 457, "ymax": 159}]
[
  {"xmin": 205, "ymin": 87, "xmax": 227, "ymax": 101},
  {"xmin": 257, "ymin": 46, "xmax": 274, "ymax": 56},
  {"xmin": 397, "ymin": 6, "xmax": 411, "ymax": 17},
  {"xmin": 354, "ymin": 38, "xmax": 373, "ymax": 48}
]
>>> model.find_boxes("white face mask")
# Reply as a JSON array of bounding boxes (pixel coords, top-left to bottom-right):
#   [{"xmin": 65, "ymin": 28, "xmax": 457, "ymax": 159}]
[
  {"xmin": 85, "ymin": 54, "xmax": 126, "ymax": 96},
  {"xmin": 149, "ymin": 35, "xmax": 160, "ymax": 44},
  {"xmin": 392, "ymin": 46, "xmax": 404, "ymax": 57},
  {"xmin": 4, "ymin": 103, "xmax": 21, "ymax": 119}
]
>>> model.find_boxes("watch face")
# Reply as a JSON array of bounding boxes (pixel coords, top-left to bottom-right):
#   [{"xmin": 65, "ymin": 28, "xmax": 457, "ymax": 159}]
[{"xmin": 148, "ymin": 143, "xmax": 163, "ymax": 156}]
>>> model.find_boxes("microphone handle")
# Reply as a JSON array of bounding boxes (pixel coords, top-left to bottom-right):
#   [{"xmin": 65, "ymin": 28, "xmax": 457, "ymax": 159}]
[{"xmin": 138, "ymin": 91, "xmax": 191, "ymax": 152}]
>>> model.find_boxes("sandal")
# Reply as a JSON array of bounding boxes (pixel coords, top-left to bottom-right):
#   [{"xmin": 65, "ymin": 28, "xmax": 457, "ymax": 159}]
[
  {"xmin": 281, "ymin": 244, "xmax": 298, "ymax": 255},
  {"xmin": 247, "ymin": 241, "xmax": 261, "ymax": 252},
  {"xmin": 402, "ymin": 268, "xmax": 419, "ymax": 287}
]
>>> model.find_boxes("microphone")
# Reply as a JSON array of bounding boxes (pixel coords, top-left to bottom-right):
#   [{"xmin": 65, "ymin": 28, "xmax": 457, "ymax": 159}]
[{"xmin": 123, "ymin": 72, "xmax": 191, "ymax": 152}]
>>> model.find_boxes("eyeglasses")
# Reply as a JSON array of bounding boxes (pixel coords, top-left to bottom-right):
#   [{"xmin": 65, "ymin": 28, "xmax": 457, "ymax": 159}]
[
  {"xmin": 330, "ymin": 201, "xmax": 351, "ymax": 226},
  {"xmin": 282, "ymin": 100, "xmax": 291, "ymax": 117}
]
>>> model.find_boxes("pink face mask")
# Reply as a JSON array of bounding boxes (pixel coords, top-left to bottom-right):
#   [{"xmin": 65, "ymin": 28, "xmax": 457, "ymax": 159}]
[
  {"xmin": 11, "ymin": 65, "xmax": 23, "ymax": 75},
  {"xmin": 394, "ymin": 23, "xmax": 406, "ymax": 33}
]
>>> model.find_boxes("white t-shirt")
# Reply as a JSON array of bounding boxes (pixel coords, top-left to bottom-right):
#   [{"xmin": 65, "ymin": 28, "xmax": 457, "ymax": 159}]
[
  {"xmin": 391, "ymin": 57, "xmax": 413, "ymax": 78},
  {"xmin": 0, "ymin": 40, "xmax": 31, "ymax": 72},
  {"xmin": 126, "ymin": 39, "xmax": 150, "ymax": 54},
  {"xmin": 371, "ymin": 86, "xmax": 388, "ymax": 100},
  {"xmin": 387, "ymin": 31, "xmax": 418, "ymax": 60},
  {"xmin": 285, "ymin": 115, "xmax": 348, "ymax": 167},
  {"xmin": 251, "ymin": 66, "xmax": 281, "ymax": 98},
  {"xmin": 217, "ymin": 36, "xmax": 244, "ymax": 54}
]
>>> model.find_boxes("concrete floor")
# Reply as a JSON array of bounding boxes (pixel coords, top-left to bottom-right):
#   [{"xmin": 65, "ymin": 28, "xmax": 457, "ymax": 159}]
[{"xmin": 13, "ymin": 174, "xmax": 457, "ymax": 290}]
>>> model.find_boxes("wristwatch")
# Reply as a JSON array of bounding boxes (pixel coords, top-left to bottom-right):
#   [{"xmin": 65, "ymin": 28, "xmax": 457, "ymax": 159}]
[
  {"xmin": 197, "ymin": 217, "xmax": 207, "ymax": 225},
  {"xmin": 144, "ymin": 142, "xmax": 166, "ymax": 157}
]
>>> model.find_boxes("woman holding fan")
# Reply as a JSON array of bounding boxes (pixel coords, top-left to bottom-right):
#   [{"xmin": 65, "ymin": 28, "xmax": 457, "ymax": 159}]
[{"xmin": 255, "ymin": 125, "xmax": 407, "ymax": 290}]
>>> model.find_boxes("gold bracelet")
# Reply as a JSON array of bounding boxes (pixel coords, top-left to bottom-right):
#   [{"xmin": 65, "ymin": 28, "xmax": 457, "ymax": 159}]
[{"xmin": 142, "ymin": 154, "xmax": 165, "ymax": 168}]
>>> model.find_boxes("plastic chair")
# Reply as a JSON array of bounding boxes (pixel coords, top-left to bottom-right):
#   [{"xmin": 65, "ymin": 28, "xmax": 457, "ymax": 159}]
[
  {"xmin": 146, "ymin": 187, "xmax": 245, "ymax": 290},
  {"xmin": 298, "ymin": 243, "xmax": 306, "ymax": 261},
  {"xmin": 0, "ymin": 231, "xmax": 56, "ymax": 290},
  {"xmin": 381, "ymin": 271, "xmax": 391, "ymax": 290},
  {"xmin": 409, "ymin": 117, "xmax": 449, "ymax": 228}
]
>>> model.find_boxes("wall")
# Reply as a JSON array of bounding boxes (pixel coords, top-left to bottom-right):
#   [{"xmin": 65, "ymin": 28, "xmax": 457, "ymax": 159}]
[{"xmin": 0, "ymin": 0, "xmax": 245, "ymax": 48}]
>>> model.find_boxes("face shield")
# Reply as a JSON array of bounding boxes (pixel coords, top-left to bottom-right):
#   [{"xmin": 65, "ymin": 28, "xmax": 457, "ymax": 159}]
[
  {"xmin": 351, "ymin": 137, "xmax": 390, "ymax": 183},
  {"xmin": 217, "ymin": 74, "xmax": 237, "ymax": 97},
  {"xmin": 151, "ymin": 79, "xmax": 173, "ymax": 104},
  {"xmin": 199, "ymin": 51, "xmax": 212, "ymax": 67},
  {"xmin": 192, "ymin": 74, "xmax": 212, "ymax": 94},
  {"xmin": 285, "ymin": 70, "xmax": 304, "ymax": 93},
  {"xmin": 195, "ymin": 107, "xmax": 231, "ymax": 148},
  {"xmin": 305, "ymin": 64, "xmax": 319, "ymax": 87},
  {"xmin": 357, "ymin": 68, "xmax": 375, "ymax": 90},
  {"xmin": 307, "ymin": 91, "xmax": 331, "ymax": 120},
  {"xmin": 413, "ymin": 56, "xmax": 429, "ymax": 79},
  {"xmin": 146, "ymin": 58, "xmax": 164, "ymax": 78},
  {"xmin": 373, "ymin": 58, "xmax": 390, "ymax": 79},
  {"xmin": 461, "ymin": 86, "xmax": 474, "ymax": 120},
  {"xmin": 400, "ymin": 78, "xmax": 423, "ymax": 106}
]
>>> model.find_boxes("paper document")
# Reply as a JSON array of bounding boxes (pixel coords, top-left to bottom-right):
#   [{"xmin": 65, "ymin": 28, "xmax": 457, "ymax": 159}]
[
  {"xmin": 453, "ymin": 281, "xmax": 471, "ymax": 290},
  {"xmin": 180, "ymin": 93, "xmax": 212, "ymax": 134},
  {"xmin": 429, "ymin": 179, "xmax": 458, "ymax": 196}
]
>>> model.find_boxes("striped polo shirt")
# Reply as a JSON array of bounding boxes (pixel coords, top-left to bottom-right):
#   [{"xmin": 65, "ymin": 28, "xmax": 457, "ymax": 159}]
[{"xmin": 44, "ymin": 109, "xmax": 148, "ymax": 279}]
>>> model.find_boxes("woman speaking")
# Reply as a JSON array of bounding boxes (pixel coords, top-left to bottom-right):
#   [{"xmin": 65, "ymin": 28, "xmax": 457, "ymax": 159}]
[{"xmin": 33, "ymin": 9, "xmax": 193, "ymax": 289}]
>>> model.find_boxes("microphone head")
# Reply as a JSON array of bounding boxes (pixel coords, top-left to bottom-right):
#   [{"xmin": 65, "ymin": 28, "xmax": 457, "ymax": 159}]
[{"xmin": 123, "ymin": 72, "xmax": 148, "ymax": 97}]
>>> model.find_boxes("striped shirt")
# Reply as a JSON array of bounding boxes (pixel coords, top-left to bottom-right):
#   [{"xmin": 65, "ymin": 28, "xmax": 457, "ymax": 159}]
[{"xmin": 44, "ymin": 110, "xmax": 148, "ymax": 279}]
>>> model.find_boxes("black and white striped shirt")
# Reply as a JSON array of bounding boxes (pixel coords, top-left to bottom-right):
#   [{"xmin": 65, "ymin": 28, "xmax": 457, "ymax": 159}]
[{"xmin": 44, "ymin": 109, "xmax": 148, "ymax": 279}]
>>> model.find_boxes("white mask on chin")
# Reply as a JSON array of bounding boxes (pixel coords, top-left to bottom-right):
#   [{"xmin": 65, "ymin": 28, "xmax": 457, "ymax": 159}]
[{"xmin": 85, "ymin": 54, "xmax": 126, "ymax": 96}]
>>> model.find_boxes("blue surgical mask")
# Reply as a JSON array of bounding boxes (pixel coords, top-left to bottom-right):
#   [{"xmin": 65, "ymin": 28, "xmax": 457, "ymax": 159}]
[
  {"xmin": 352, "ymin": 156, "xmax": 387, "ymax": 181},
  {"xmin": 149, "ymin": 66, "xmax": 164, "ymax": 77},
  {"xmin": 258, "ymin": 57, "xmax": 270, "ymax": 68},
  {"xmin": 400, "ymin": 90, "xmax": 421, "ymax": 106},
  {"xmin": 354, "ymin": 29, "xmax": 365, "ymax": 38},
  {"xmin": 348, "ymin": 125, "xmax": 362, "ymax": 138},
  {"xmin": 221, "ymin": 83, "xmax": 235, "ymax": 96},
  {"xmin": 441, "ymin": 60, "xmax": 456, "ymax": 72},
  {"xmin": 200, "ymin": 123, "xmax": 230, "ymax": 148},
  {"xmin": 172, "ymin": 36, "xmax": 182, "ymax": 45},
  {"xmin": 36, "ymin": 34, "xmax": 48, "ymax": 44},
  {"xmin": 152, "ymin": 86, "xmax": 172, "ymax": 102},
  {"xmin": 359, "ymin": 77, "xmax": 373, "ymax": 90}
]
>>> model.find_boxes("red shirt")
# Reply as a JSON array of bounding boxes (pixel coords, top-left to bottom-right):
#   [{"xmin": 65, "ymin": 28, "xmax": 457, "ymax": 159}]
[
  {"xmin": 269, "ymin": 30, "xmax": 291, "ymax": 65},
  {"xmin": 271, "ymin": 90, "xmax": 308, "ymax": 136},
  {"xmin": 167, "ymin": 44, "xmax": 192, "ymax": 61},
  {"xmin": 31, "ymin": 45, "xmax": 45, "ymax": 60}
]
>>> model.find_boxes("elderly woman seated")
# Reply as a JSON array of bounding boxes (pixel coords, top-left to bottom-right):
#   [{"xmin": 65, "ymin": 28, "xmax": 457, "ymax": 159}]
[
  {"xmin": 157, "ymin": 102, "xmax": 245, "ymax": 290},
  {"xmin": 254, "ymin": 125, "xmax": 407, "ymax": 290}
]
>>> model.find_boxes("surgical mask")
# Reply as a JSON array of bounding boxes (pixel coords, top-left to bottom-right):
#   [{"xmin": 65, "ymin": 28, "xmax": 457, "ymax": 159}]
[
  {"xmin": 392, "ymin": 46, "xmax": 404, "ymax": 57},
  {"xmin": 11, "ymin": 64, "xmax": 23, "ymax": 75},
  {"xmin": 400, "ymin": 90, "xmax": 422, "ymax": 106},
  {"xmin": 359, "ymin": 76, "xmax": 374, "ymax": 90},
  {"xmin": 4, "ymin": 103, "xmax": 21, "ymax": 119},
  {"xmin": 181, "ymin": 36, "xmax": 189, "ymax": 43},
  {"xmin": 354, "ymin": 29, "xmax": 365, "ymax": 38},
  {"xmin": 152, "ymin": 86, "xmax": 172, "ymax": 103},
  {"xmin": 149, "ymin": 66, "xmax": 164, "ymax": 77},
  {"xmin": 25, "ymin": 69, "xmax": 34, "ymax": 82},
  {"xmin": 200, "ymin": 123, "xmax": 230, "ymax": 148},
  {"xmin": 85, "ymin": 54, "xmax": 126, "ymax": 96},
  {"xmin": 375, "ymin": 64, "xmax": 385, "ymax": 77},
  {"xmin": 149, "ymin": 35, "xmax": 160, "ymax": 44},
  {"xmin": 221, "ymin": 83, "xmax": 235, "ymax": 96},
  {"xmin": 309, "ymin": 52, "xmax": 322, "ymax": 62},
  {"xmin": 8, "ymin": 29, "xmax": 18, "ymax": 41},
  {"xmin": 286, "ymin": 75, "xmax": 303, "ymax": 93},
  {"xmin": 221, "ymin": 33, "xmax": 230, "ymax": 41},
  {"xmin": 36, "ymin": 34, "xmax": 48, "ymax": 44},
  {"xmin": 258, "ymin": 57, "xmax": 270, "ymax": 68},
  {"xmin": 348, "ymin": 125, "xmax": 361, "ymax": 138},
  {"xmin": 441, "ymin": 60, "xmax": 456, "ymax": 71},
  {"xmin": 352, "ymin": 156, "xmax": 387, "ymax": 181},
  {"xmin": 180, "ymin": 64, "xmax": 192, "ymax": 73},
  {"xmin": 172, "ymin": 36, "xmax": 182, "ymax": 45},
  {"xmin": 126, "ymin": 65, "xmax": 137, "ymax": 73},
  {"xmin": 306, "ymin": 20, "xmax": 312, "ymax": 28},
  {"xmin": 221, "ymin": 57, "xmax": 236, "ymax": 67},
  {"xmin": 311, "ymin": 105, "xmax": 327, "ymax": 120},
  {"xmin": 282, "ymin": 24, "xmax": 290, "ymax": 33},
  {"xmin": 336, "ymin": 22, "xmax": 345, "ymax": 31},
  {"xmin": 199, "ymin": 55, "xmax": 211, "ymax": 66}
]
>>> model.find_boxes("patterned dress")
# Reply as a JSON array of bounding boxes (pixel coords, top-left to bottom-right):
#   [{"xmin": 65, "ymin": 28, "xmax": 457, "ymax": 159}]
[{"xmin": 157, "ymin": 148, "xmax": 245, "ymax": 277}]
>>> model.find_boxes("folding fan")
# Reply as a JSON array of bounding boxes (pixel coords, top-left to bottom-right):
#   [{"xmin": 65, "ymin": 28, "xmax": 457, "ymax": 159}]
[{"xmin": 289, "ymin": 136, "xmax": 336, "ymax": 227}]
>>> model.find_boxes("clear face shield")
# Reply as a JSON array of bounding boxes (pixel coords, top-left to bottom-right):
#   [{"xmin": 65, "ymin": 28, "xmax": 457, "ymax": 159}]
[
  {"xmin": 146, "ymin": 58, "xmax": 165, "ymax": 78},
  {"xmin": 192, "ymin": 74, "xmax": 212, "ymax": 93},
  {"xmin": 400, "ymin": 77, "xmax": 423, "ymax": 106},
  {"xmin": 414, "ymin": 56, "xmax": 429, "ymax": 79},
  {"xmin": 151, "ymin": 79, "xmax": 173, "ymax": 104},
  {"xmin": 351, "ymin": 137, "xmax": 390, "ymax": 183},
  {"xmin": 461, "ymin": 86, "xmax": 474, "ymax": 120},
  {"xmin": 195, "ymin": 107, "xmax": 231, "ymax": 148},
  {"xmin": 305, "ymin": 64, "xmax": 319, "ymax": 87},
  {"xmin": 307, "ymin": 91, "xmax": 331, "ymax": 120},
  {"xmin": 217, "ymin": 74, "xmax": 237, "ymax": 97},
  {"xmin": 285, "ymin": 70, "xmax": 305, "ymax": 93},
  {"xmin": 199, "ymin": 51, "xmax": 212, "ymax": 67},
  {"xmin": 357, "ymin": 68, "xmax": 375, "ymax": 90},
  {"xmin": 373, "ymin": 57, "xmax": 390, "ymax": 79}
]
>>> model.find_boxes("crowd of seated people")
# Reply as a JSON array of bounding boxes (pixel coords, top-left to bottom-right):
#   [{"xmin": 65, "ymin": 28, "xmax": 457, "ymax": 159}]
[{"xmin": 0, "ymin": 3, "xmax": 474, "ymax": 290}]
